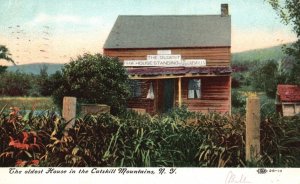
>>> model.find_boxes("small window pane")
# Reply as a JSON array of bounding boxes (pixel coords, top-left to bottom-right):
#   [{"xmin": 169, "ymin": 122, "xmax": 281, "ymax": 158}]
[
  {"xmin": 283, "ymin": 104, "xmax": 295, "ymax": 116},
  {"xmin": 129, "ymin": 80, "xmax": 142, "ymax": 98},
  {"xmin": 188, "ymin": 79, "xmax": 201, "ymax": 99},
  {"xmin": 295, "ymin": 105, "xmax": 300, "ymax": 114}
]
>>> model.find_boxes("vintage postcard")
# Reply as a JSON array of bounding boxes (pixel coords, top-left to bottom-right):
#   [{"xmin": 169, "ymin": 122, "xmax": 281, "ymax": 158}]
[{"xmin": 0, "ymin": 0, "xmax": 299, "ymax": 183}]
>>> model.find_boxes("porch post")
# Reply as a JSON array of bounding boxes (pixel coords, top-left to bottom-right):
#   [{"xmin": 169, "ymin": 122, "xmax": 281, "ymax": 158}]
[{"xmin": 178, "ymin": 77, "xmax": 182, "ymax": 107}]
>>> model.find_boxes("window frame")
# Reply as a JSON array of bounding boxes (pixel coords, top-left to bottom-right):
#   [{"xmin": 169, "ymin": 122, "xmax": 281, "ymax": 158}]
[
  {"xmin": 129, "ymin": 80, "xmax": 142, "ymax": 98},
  {"xmin": 187, "ymin": 78, "xmax": 202, "ymax": 99}
]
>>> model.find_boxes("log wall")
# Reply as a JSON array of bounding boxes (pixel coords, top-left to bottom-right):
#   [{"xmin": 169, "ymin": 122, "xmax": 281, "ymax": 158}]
[
  {"xmin": 104, "ymin": 47, "xmax": 231, "ymax": 66},
  {"xmin": 126, "ymin": 76, "xmax": 231, "ymax": 114},
  {"xmin": 127, "ymin": 80, "xmax": 156, "ymax": 113},
  {"xmin": 105, "ymin": 47, "xmax": 231, "ymax": 114},
  {"xmin": 175, "ymin": 76, "xmax": 231, "ymax": 113}
]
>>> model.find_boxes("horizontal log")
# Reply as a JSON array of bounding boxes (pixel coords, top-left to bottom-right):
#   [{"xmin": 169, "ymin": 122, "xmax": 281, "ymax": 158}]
[
  {"xmin": 187, "ymin": 109, "xmax": 229, "ymax": 113},
  {"xmin": 116, "ymin": 56, "xmax": 230, "ymax": 62},
  {"xmin": 108, "ymin": 55, "xmax": 230, "ymax": 60},
  {"xmin": 182, "ymin": 103, "xmax": 229, "ymax": 108}
]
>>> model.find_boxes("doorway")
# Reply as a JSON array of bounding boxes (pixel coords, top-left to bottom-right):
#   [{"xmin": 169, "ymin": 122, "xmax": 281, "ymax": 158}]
[{"xmin": 163, "ymin": 79, "xmax": 174, "ymax": 112}]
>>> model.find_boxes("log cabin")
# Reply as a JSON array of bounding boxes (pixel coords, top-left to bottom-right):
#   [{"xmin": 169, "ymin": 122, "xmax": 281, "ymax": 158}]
[{"xmin": 103, "ymin": 4, "xmax": 232, "ymax": 114}]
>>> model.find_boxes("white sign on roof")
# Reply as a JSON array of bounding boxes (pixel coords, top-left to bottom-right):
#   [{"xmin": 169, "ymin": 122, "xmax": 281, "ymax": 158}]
[
  {"xmin": 157, "ymin": 50, "xmax": 172, "ymax": 55},
  {"xmin": 124, "ymin": 54, "xmax": 206, "ymax": 67}
]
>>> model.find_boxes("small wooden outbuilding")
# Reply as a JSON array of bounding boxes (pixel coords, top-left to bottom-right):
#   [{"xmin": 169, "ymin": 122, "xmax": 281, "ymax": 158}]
[
  {"xmin": 103, "ymin": 4, "xmax": 232, "ymax": 114},
  {"xmin": 276, "ymin": 84, "xmax": 300, "ymax": 116}
]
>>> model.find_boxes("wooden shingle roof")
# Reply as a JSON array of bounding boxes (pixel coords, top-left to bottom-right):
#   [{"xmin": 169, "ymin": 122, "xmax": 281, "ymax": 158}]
[
  {"xmin": 277, "ymin": 84, "xmax": 300, "ymax": 102},
  {"xmin": 104, "ymin": 15, "xmax": 231, "ymax": 49}
]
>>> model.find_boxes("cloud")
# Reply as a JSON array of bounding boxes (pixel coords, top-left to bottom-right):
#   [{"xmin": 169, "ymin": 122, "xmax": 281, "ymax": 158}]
[
  {"xmin": 29, "ymin": 13, "xmax": 103, "ymax": 26},
  {"xmin": 0, "ymin": 29, "xmax": 110, "ymax": 65}
]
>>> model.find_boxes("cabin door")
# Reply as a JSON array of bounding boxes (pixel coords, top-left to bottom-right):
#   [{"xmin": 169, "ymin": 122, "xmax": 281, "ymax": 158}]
[{"xmin": 163, "ymin": 79, "xmax": 174, "ymax": 112}]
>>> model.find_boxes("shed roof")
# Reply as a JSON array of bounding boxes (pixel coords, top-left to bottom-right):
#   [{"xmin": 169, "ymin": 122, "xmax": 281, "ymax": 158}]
[
  {"xmin": 277, "ymin": 84, "xmax": 300, "ymax": 102},
  {"xmin": 104, "ymin": 15, "xmax": 231, "ymax": 49}
]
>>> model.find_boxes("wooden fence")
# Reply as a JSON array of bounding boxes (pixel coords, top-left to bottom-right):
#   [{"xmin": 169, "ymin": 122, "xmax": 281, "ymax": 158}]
[{"xmin": 62, "ymin": 97, "xmax": 110, "ymax": 129}]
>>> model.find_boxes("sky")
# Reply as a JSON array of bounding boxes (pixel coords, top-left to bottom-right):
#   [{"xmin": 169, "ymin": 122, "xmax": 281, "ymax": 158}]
[{"xmin": 0, "ymin": 0, "xmax": 298, "ymax": 65}]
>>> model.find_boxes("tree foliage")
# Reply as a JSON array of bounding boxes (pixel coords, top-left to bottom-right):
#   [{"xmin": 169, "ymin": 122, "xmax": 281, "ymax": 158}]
[
  {"xmin": 249, "ymin": 60, "xmax": 279, "ymax": 98},
  {"xmin": 0, "ymin": 45, "xmax": 15, "ymax": 65},
  {"xmin": 0, "ymin": 66, "xmax": 55, "ymax": 97},
  {"xmin": 267, "ymin": 0, "xmax": 300, "ymax": 84},
  {"xmin": 51, "ymin": 53, "xmax": 130, "ymax": 114},
  {"xmin": 0, "ymin": 71, "xmax": 36, "ymax": 96},
  {"xmin": 0, "ymin": 66, "xmax": 7, "ymax": 74},
  {"xmin": 37, "ymin": 65, "xmax": 53, "ymax": 96}
]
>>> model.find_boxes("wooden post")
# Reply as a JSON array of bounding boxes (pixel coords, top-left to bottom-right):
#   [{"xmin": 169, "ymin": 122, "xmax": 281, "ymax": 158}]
[
  {"xmin": 63, "ymin": 97, "xmax": 77, "ymax": 129},
  {"xmin": 229, "ymin": 76, "xmax": 232, "ymax": 115},
  {"xmin": 178, "ymin": 77, "xmax": 182, "ymax": 107},
  {"xmin": 246, "ymin": 96, "xmax": 260, "ymax": 162}
]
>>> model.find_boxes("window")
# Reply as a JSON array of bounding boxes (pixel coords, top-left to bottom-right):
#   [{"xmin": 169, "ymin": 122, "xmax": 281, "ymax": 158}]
[
  {"xmin": 146, "ymin": 82, "xmax": 155, "ymax": 99},
  {"xmin": 188, "ymin": 79, "xmax": 201, "ymax": 99},
  {"xmin": 129, "ymin": 80, "xmax": 142, "ymax": 98}
]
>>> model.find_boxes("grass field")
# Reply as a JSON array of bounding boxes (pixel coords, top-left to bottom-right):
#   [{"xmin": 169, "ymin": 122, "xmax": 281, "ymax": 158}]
[{"xmin": 0, "ymin": 97, "xmax": 55, "ymax": 111}]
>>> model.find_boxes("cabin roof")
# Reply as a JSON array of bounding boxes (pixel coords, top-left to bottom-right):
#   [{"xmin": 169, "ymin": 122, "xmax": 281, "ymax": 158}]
[
  {"xmin": 104, "ymin": 15, "xmax": 231, "ymax": 49},
  {"xmin": 277, "ymin": 84, "xmax": 300, "ymax": 102}
]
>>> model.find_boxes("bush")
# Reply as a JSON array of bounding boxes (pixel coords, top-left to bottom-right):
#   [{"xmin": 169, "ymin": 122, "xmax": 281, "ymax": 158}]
[
  {"xmin": 51, "ymin": 53, "xmax": 131, "ymax": 114},
  {"xmin": 260, "ymin": 94, "xmax": 276, "ymax": 118}
]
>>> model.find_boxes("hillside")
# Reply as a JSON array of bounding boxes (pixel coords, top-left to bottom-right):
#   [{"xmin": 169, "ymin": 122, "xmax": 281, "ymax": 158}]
[
  {"xmin": 232, "ymin": 44, "xmax": 288, "ymax": 63},
  {"xmin": 5, "ymin": 44, "xmax": 290, "ymax": 74},
  {"xmin": 7, "ymin": 63, "xmax": 64, "ymax": 75}
]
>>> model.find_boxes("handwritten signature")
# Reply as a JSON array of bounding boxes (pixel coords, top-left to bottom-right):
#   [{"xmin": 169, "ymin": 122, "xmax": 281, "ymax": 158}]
[{"xmin": 225, "ymin": 171, "xmax": 251, "ymax": 184}]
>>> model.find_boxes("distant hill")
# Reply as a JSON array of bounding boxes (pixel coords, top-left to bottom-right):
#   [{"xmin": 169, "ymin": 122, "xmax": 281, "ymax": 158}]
[
  {"xmin": 232, "ymin": 44, "xmax": 290, "ymax": 63},
  {"xmin": 6, "ymin": 44, "xmax": 291, "ymax": 74},
  {"xmin": 8, "ymin": 63, "xmax": 64, "ymax": 75}
]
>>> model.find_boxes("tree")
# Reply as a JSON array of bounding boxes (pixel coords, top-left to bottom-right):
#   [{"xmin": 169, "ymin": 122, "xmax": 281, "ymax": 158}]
[
  {"xmin": 0, "ymin": 45, "xmax": 15, "ymax": 65},
  {"xmin": 52, "ymin": 53, "xmax": 131, "ymax": 114},
  {"xmin": 267, "ymin": 0, "xmax": 300, "ymax": 84},
  {"xmin": 37, "ymin": 65, "xmax": 52, "ymax": 96},
  {"xmin": 0, "ymin": 71, "xmax": 34, "ymax": 96},
  {"xmin": 250, "ymin": 60, "xmax": 279, "ymax": 98},
  {"xmin": 0, "ymin": 66, "xmax": 7, "ymax": 74}
]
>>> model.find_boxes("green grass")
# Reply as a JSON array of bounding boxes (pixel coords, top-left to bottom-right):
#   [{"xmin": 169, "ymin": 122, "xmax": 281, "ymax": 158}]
[{"xmin": 0, "ymin": 96, "xmax": 55, "ymax": 110}]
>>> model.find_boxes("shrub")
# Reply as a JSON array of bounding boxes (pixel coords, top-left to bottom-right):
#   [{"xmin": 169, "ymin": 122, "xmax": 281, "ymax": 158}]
[
  {"xmin": 0, "ymin": 107, "xmax": 47, "ymax": 166},
  {"xmin": 231, "ymin": 89, "xmax": 246, "ymax": 114},
  {"xmin": 51, "ymin": 53, "xmax": 131, "ymax": 114}
]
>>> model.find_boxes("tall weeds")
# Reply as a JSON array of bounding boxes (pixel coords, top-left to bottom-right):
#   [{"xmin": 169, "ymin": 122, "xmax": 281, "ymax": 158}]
[{"xmin": 0, "ymin": 106, "xmax": 299, "ymax": 167}]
